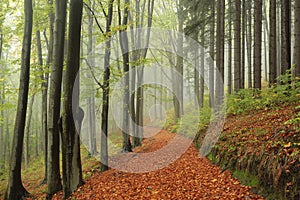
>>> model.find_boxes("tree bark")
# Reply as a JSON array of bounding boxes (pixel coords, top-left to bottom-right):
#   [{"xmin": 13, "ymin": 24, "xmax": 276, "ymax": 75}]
[
  {"xmin": 5, "ymin": 0, "xmax": 33, "ymax": 198},
  {"xmin": 280, "ymin": 0, "xmax": 291, "ymax": 76},
  {"xmin": 47, "ymin": 0, "xmax": 67, "ymax": 197},
  {"xmin": 234, "ymin": 0, "xmax": 241, "ymax": 92},
  {"xmin": 41, "ymin": 0, "xmax": 54, "ymax": 185},
  {"xmin": 100, "ymin": 0, "xmax": 114, "ymax": 172},
  {"xmin": 295, "ymin": 0, "xmax": 300, "ymax": 77},
  {"xmin": 227, "ymin": 0, "xmax": 232, "ymax": 94},
  {"xmin": 269, "ymin": 0, "xmax": 277, "ymax": 85},
  {"xmin": 246, "ymin": 2, "xmax": 252, "ymax": 88},
  {"xmin": 215, "ymin": 0, "xmax": 225, "ymax": 107},
  {"xmin": 209, "ymin": 0, "xmax": 215, "ymax": 106},
  {"xmin": 61, "ymin": 0, "xmax": 84, "ymax": 198},
  {"xmin": 119, "ymin": 0, "xmax": 132, "ymax": 153},
  {"xmin": 254, "ymin": 0, "xmax": 262, "ymax": 89}
]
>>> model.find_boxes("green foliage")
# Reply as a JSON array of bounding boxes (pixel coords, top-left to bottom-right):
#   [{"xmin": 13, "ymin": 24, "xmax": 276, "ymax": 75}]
[
  {"xmin": 233, "ymin": 170, "xmax": 259, "ymax": 187},
  {"xmin": 164, "ymin": 99, "xmax": 212, "ymax": 138},
  {"xmin": 285, "ymin": 107, "xmax": 300, "ymax": 131},
  {"xmin": 227, "ymin": 71, "xmax": 300, "ymax": 115}
]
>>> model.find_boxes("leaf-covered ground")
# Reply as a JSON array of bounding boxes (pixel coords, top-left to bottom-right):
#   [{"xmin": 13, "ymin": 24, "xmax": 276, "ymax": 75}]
[{"xmin": 50, "ymin": 130, "xmax": 263, "ymax": 200}]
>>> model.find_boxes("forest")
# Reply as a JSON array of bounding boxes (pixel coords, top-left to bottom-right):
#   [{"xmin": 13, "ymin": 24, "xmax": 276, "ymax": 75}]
[{"xmin": 0, "ymin": 0, "xmax": 300, "ymax": 199}]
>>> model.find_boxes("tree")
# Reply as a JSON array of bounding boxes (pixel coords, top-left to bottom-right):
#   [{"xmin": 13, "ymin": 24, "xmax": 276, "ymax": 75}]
[
  {"xmin": 280, "ymin": 0, "xmax": 291, "ymax": 76},
  {"xmin": 100, "ymin": 0, "xmax": 114, "ymax": 172},
  {"xmin": 47, "ymin": 0, "xmax": 67, "ymax": 197},
  {"xmin": 269, "ymin": 0, "xmax": 277, "ymax": 85},
  {"xmin": 41, "ymin": 0, "xmax": 54, "ymax": 184},
  {"xmin": 215, "ymin": 0, "xmax": 225, "ymax": 106},
  {"xmin": 227, "ymin": 0, "xmax": 232, "ymax": 94},
  {"xmin": 234, "ymin": 0, "xmax": 241, "ymax": 92},
  {"xmin": 5, "ymin": 0, "xmax": 33, "ymax": 199},
  {"xmin": 246, "ymin": 1, "xmax": 252, "ymax": 88},
  {"xmin": 241, "ymin": 0, "xmax": 245, "ymax": 89},
  {"xmin": 295, "ymin": 0, "xmax": 300, "ymax": 78},
  {"xmin": 118, "ymin": 0, "xmax": 132, "ymax": 152},
  {"xmin": 254, "ymin": 0, "xmax": 262, "ymax": 89},
  {"xmin": 209, "ymin": 0, "xmax": 215, "ymax": 105},
  {"xmin": 61, "ymin": 0, "xmax": 84, "ymax": 198}
]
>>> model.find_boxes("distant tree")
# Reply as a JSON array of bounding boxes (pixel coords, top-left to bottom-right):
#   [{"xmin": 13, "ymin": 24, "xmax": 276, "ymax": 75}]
[
  {"xmin": 234, "ymin": 0, "xmax": 241, "ymax": 92},
  {"xmin": 294, "ymin": 0, "xmax": 300, "ymax": 78},
  {"xmin": 215, "ymin": 0, "xmax": 225, "ymax": 106},
  {"xmin": 254, "ymin": 0, "xmax": 262, "ymax": 89},
  {"xmin": 246, "ymin": 1, "xmax": 252, "ymax": 88},
  {"xmin": 227, "ymin": 0, "xmax": 232, "ymax": 94},
  {"xmin": 280, "ymin": 0, "xmax": 291, "ymax": 76},
  {"xmin": 5, "ymin": 0, "xmax": 33, "ymax": 199},
  {"xmin": 209, "ymin": 0, "xmax": 215, "ymax": 105},
  {"xmin": 269, "ymin": 0, "xmax": 277, "ymax": 85}
]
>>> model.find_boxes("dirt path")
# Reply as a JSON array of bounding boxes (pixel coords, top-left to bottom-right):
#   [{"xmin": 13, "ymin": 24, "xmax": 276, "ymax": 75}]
[{"xmin": 52, "ymin": 130, "xmax": 263, "ymax": 200}]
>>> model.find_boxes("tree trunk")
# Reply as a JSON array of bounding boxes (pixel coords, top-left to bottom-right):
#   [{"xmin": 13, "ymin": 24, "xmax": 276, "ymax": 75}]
[
  {"xmin": 24, "ymin": 95, "xmax": 35, "ymax": 168},
  {"xmin": 269, "ymin": 0, "xmax": 277, "ymax": 85},
  {"xmin": 41, "ymin": 0, "xmax": 54, "ymax": 185},
  {"xmin": 234, "ymin": 0, "xmax": 241, "ymax": 92},
  {"xmin": 215, "ymin": 0, "xmax": 225, "ymax": 106},
  {"xmin": 246, "ymin": 2, "xmax": 252, "ymax": 88},
  {"xmin": 100, "ymin": 0, "xmax": 114, "ymax": 172},
  {"xmin": 209, "ymin": 0, "xmax": 215, "ymax": 106},
  {"xmin": 295, "ymin": 0, "xmax": 300, "ymax": 77},
  {"xmin": 61, "ymin": 0, "xmax": 84, "ymax": 198},
  {"xmin": 200, "ymin": 30, "xmax": 205, "ymax": 108},
  {"xmin": 241, "ymin": 0, "xmax": 245, "ymax": 89},
  {"xmin": 47, "ymin": 0, "xmax": 67, "ymax": 197},
  {"xmin": 119, "ymin": 0, "xmax": 132, "ymax": 153},
  {"xmin": 5, "ymin": 0, "xmax": 33, "ymax": 199},
  {"xmin": 254, "ymin": 0, "xmax": 262, "ymax": 89},
  {"xmin": 227, "ymin": 0, "xmax": 232, "ymax": 94},
  {"xmin": 85, "ymin": 0, "xmax": 97, "ymax": 156},
  {"xmin": 280, "ymin": 0, "xmax": 291, "ymax": 76}
]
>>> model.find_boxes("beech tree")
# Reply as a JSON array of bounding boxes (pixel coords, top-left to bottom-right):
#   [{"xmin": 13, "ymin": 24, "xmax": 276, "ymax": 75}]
[
  {"xmin": 47, "ymin": 0, "xmax": 67, "ymax": 197},
  {"xmin": 5, "ymin": 0, "xmax": 33, "ymax": 199},
  {"xmin": 61, "ymin": 0, "xmax": 84, "ymax": 198}
]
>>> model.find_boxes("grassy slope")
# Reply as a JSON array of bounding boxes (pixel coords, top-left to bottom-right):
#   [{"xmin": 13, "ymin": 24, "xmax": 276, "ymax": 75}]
[{"xmin": 202, "ymin": 103, "xmax": 300, "ymax": 199}]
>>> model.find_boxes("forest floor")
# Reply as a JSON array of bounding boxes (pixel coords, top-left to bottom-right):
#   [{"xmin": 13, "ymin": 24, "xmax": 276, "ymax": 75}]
[
  {"xmin": 47, "ymin": 130, "xmax": 263, "ymax": 200},
  {"xmin": 2, "ymin": 103, "xmax": 299, "ymax": 199}
]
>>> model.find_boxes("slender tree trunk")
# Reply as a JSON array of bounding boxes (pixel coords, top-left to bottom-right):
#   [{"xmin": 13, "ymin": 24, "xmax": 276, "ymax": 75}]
[
  {"xmin": 234, "ymin": 0, "xmax": 241, "ymax": 92},
  {"xmin": 47, "ymin": 0, "xmax": 67, "ymax": 197},
  {"xmin": 200, "ymin": 30, "xmax": 205, "ymax": 108},
  {"xmin": 100, "ymin": 0, "xmax": 114, "ymax": 172},
  {"xmin": 215, "ymin": 0, "xmax": 225, "ymax": 106},
  {"xmin": 254, "ymin": 0, "xmax": 262, "ymax": 89},
  {"xmin": 281, "ymin": 0, "xmax": 291, "ymax": 76},
  {"xmin": 24, "ymin": 95, "xmax": 35, "ymax": 168},
  {"xmin": 241, "ymin": 0, "xmax": 245, "ymax": 89},
  {"xmin": 295, "ymin": 0, "xmax": 300, "ymax": 77},
  {"xmin": 119, "ymin": 0, "xmax": 132, "ymax": 152},
  {"xmin": 85, "ymin": 0, "xmax": 97, "ymax": 156},
  {"xmin": 227, "ymin": 0, "xmax": 232, "ymax": 94},
  {"xmin": 5, "ymin": 0, "xmax": 33, "ymax": 198},
  {"xmin": 269, "ymin": 0, "xmax": 277, "ymax": 85},
  {"xmin": 41, "ymin": 0, "xmax": 54, "ymax": 185},
  {"xmin": 177, "ymin": 2, "xmax": 184, "ymax": 116},
  {"xmin": 247, "ymin": 2, "xmax": 252, "ymax": 88},
  {"xmin": 194, "ymin": 46, "xmax": 200, "ymax": 109},
  {"xmin": 209, "ymin": 0, "xmax": 215, "ymax": 106},
  {"xmin": 277, "ymin": 3, "xmax": 281, "ymax": 77}
]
